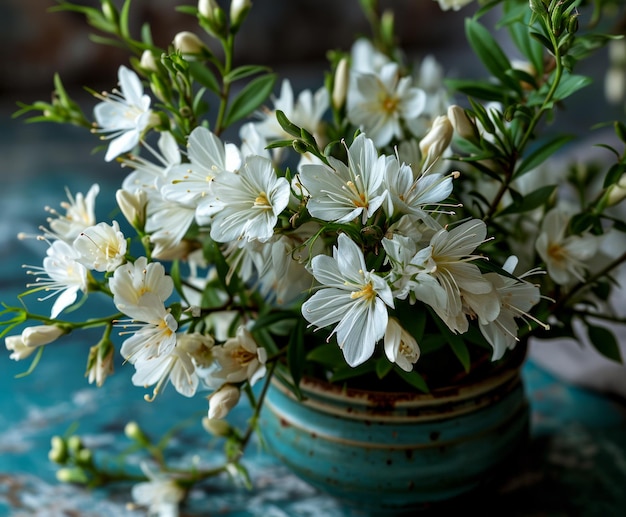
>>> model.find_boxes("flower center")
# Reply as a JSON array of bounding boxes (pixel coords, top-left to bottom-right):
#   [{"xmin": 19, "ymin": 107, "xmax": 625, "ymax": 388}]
[
  {"xmin": 382, "ymin": 96, "xmax": 399, "ymax": 114},
  {"xmin": 254, "ymin": 191, "xmax": 271, "ymax": 209},
  {"xmin": 547, "ymin": 243, "xmax": 567, "ymax": 265},
  {"xmin": 350, "ymin": 281, "xmax": 375, "ymax": 301}
]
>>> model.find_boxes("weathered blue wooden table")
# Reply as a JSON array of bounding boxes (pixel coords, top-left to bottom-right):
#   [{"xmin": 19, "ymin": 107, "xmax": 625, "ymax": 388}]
[{"xmin": 2, "ymin": 108, "xmax": 626, "ymax": 517}]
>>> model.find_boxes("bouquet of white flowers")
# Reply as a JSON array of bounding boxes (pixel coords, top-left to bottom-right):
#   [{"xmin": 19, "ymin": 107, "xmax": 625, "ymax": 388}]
[{"xmin": 3, "ymin": 0, "xmax": 626, "ymax": 512}]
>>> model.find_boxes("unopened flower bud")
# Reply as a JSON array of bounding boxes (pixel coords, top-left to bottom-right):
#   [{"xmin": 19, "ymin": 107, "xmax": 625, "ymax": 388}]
[
  {"xmin": 85, "ymin": 340, "xmax": 115, "ymax": 387},
  {"xmin": 607, "ymin": 173, "xmax": 626, "ymax": 206},
  {"xmin": 208, "ymin": 384, "xmax": 241, "ymax": 420},
  {"xmin": 56, "ymin": 467, "xmax": 89, "ymax": 484},
  {"xmin": 332, "ymin": 57, "xmax": 349, "ymax": 110},
  {"xmin": 67, "ymin": 436, "xmax": 84, "ymax": 455},
  {"xmin": 22, "ymin": 325, "xmax": 65, "ymax": 348},
  {"xmin": 447, "ymin": 105, "xmax": 476, "ymax": 141},
  {"xmin": 198, "ymin": 0, "xmax": 219, "ymax": 19},
  {"xmin": 116, "ymin": 189, "xmax": 147, "ymax": 231},
  {"xmin": 5, "ymin": 335, "xmax": 35, "ymax": 361},
  {"xmin": 124, "ymin": 421, "xmax": 150, "ymax": 445},
  {"xmin": 202, "ymin": 416, "xmax": 232, "ymax": 437},
  {"xmin": 139, "ymin": 50, "xmax": 158, "ymax": 73},
  {"xmin": 101, "ymin": 0, "xmax": 119, "ymax": 25},
  {"xmin": 419, "ymin": 115, "xmax": 453, "ymax": 168},
  {"xmin": 76, "ymin": 448, "xmax": 93, "ymax": 466},
  {"xmin": 173, "ymin": 31, "xmax": 206, "ymax": 56},
  {"xmin": 49, "ymin": 436, "xmax": 68, "ymax": 464},
  {"xmin": 230, "ymin": 0, "xmax": 252, "ymax": 30}
]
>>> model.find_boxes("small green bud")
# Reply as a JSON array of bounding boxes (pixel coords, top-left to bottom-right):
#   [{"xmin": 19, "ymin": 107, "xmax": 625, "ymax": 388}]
[
  {"xmin": 566, "ymin": 14, "xmax": 579, "ymax": 34},
  {"xmin": 48, "ymin": 436, "xmax": 68, "ymax": 464},
  {"xmin": 76, "ymin": 448, "xmax": 93, "ymax": 467},
  {"xmin": 67, "ymin": 436, "xmax": 83, "ymax": 455},
  {"xmin": 529, "ymin": 0, "xmax": 547, "ymax": 15},
  {"xmin": 101, "ymin": 0, "xmax": 119, "ymax": 25},
  {"xmin": 56, "ymin": 467, "xmax": 89, "ymax": 485},
  {"xmin": 202, "ymin": 416, "xmax": 232, "ymax": 437},
  {"xmin": 124, "ymin": 421, "xmax": 150, "ymax": 445},
  {"xmin": 292, "ymin": 139, "xmax": 309, "ymax": 155}
]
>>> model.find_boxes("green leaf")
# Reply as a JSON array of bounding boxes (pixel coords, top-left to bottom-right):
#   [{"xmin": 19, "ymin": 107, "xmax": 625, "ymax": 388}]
[
  {"xmin": 394, "ymin": 368, "xmax": 429, "ymax": 393},
  {"xmin": 330, "ymin": 362, "xmax": 376, "ymax": 383},
  {"xmin": 514, "ymin": 135, "xmax": 575, "ymax": 178},
  {"xmin": 603, "ymin": 163, "xmax": 626, "ymax": 189},
  {"xmin": 586, "ymin": 323, "xmax": 622, "ymax": 363},
  {"xmin": 465, "ymin": 18, "xmax": 519, "ymax": 94},
  {"xmin": 375, "ymin": 357, "xmax": 394, "ymax": 379},
  {"xmin": 170, "ymin": 260, "xmax": 189, "ymax": 305},
  {"xmin": 306, "ymin": 343, "xmax": 343, "ymax": 367},
  {"xmin": 445, "ymin": 79, "xmax": 509, "ymax": 103},
  {"xmin": 224, "ymin": 73, "xmax": 276, "ymax": 127},
  {"xmin": 497, "ymin": 185, "xmax": 557, "ymax": 216},
  {"xmin": 188, "ymin": 62, "xmax": 220, "ymax": 94},
  {"xmin": 551, "ymin": 73, "xmax": 593, "ymax": 102},
  {"xmin": 275, "ymin": 110, "xmax": 301, "ymax": 138},
  {"xmin": 224, "ymin": 65, "xmax": 271, "ymax": 84}
]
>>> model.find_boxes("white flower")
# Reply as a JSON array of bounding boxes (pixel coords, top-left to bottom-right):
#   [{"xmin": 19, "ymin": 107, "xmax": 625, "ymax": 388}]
[
  {"xmin": 73, "ymin": 221, "xmax": 127, "ymax": 272},
  {"xmin": 131, "ymin": 345, "xmax": 199, "ymax": 400},
  {"xmin": 6, "ymin": 335, "xmax": 36, "ymax": 361},
  {"xmin": 428, "ymin": 220, "xmax": 496, "ymax": 333},
  {"xmin": 254, "ymin": 79, "xmax": 328, "ymax": 142},
  {"xmin": 383, "ymin": 159, "xmax": 454, "ymax": 223},
  {"xmin": 299, "ymin": 133, "xmax": 388, "ymax": 224},
  {"xmin": 109, "ymin": 257, "xmax": 173, "ymax": 309},
  {"xmin": 173, "ymin": 31, "xmax": 206, "ymax": 56},
  {"xmin": 347, "ymin": 62, "xmax": 426, "ymax": 147},
  {"xmin": 93, "ymin": 65, "xmax": 153, "ymax": 162},
  {"xmin": 199, "ymin": 155, "xmax": 290, "ymax": 243},
  {"xmin": 382, "ymin": 233, "xmax": 447, "ymax": 309},
  {"xmin": 162, "ymin": 126, "xmax": 241, "ymax": 210},
  {"xmin": 131, "ymin": 463, "xmax": 185, "ymax": 517},
  {"xmin": 384, "ymin": 317, "xmax": 420, "ymax": 372},
  {"xmin": 418, "ymin": 114, "xmax": 453, "ymax": 169},
  {"xmin": 479, "ymin": 256, "xmax": 543, "ymax": 360},
  {"xmin": 117, "ymin": 293, "xmax": 178, "ymax": 361},
  {"xmin": 208, "ymin": 384, "xmax": 241, "ymax": 419},
  {"xmin": 6, "ymin": 325, "xmax": 65, "ymax": 361},
  {"xmin": 212, "ymin": 326, "xmax": 267, "ymax": 386},
  {"xmin": 535, "ymin": 208, "xmax": 600, "ymax": 285},
  {"xmin": 44, "ymin": 184, "xmax": 100, "ymax": 242},
  {"xmin": 350, "ymin": 38, "xmax": 390, "ymax": 75},
  {"xmin": 301, "ymin": 233, "xmax": 394, "ymax": 367},
  {"xmin": 86, "ymin": 342, "xmax": 114, "ymax": 387},
  {"xmin": 24, "ymin": 239, "xmax": 88, "ymax": 318}
]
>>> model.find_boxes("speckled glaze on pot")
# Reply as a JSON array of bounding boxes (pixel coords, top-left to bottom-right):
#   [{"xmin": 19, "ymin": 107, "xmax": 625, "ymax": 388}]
[{"xmin": 259, "ymin": 362, "xmax": 529, "ymax": 514}]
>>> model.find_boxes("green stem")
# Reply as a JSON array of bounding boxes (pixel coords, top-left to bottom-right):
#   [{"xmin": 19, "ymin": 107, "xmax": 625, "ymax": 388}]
[
  {"xmin": 484, "ymin": 22, "xmax": 564, "ymax": 223},
  {"xmin": 214, "ymin": 33, "xmax": 235, "ymax": 136}
]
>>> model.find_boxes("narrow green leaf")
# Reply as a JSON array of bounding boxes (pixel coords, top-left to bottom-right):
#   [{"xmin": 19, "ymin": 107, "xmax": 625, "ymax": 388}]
[
  {"xmin": 514, "ymin": 135, "xmax": 575, "ymax": 178},
  {"xmin": 552, "ymin": 73, "xmax": 593, "ymax": 102},
  {"xmin": 188, "ymin": 62, "xmax": 220, "ymax": 94},
  {"xmin": 375, "ymin": 357, "xmax": 394, "ymax": 379},
  {"xmin": 224, "ymin": 65, "xmax": 271, "ymax": 84},
  {"xmin": 586, "ymin": 323, "xmax": 622, "ymax": 363},
  {"xmin": 330, "ymin": 362, "xmax": 376, "ymax": 383},
  {"xmin": 465, "ymin": 18, "xmax": 519, "ymax": 93},
  {"xmin": 306, "ymin": 342, "xmax": 343, "ymax": 367},
  {"xmin": 445, "ymin": 79, "xmax": 508, "ymax": 103},
  {"xmin": 395, "ymin": 368, "xmax": 429, "ymax": 393},
  {"xmin": 275, "ymin": 110, "xmax": 301, "ymax": 138},
  {"xmin": 120, "ymin": 0, "xmax": 132, "ymax": 40},
  {"xmin": 498, "ymin": 185, "xmax": 557, "ymax": 216},
  {"xmin": 224, "ymin": 73, "xmax": 276, "ymax": 127},
  {"xmin": 603, "ymin": 163, "xmax": 626, "ymax": 189}
]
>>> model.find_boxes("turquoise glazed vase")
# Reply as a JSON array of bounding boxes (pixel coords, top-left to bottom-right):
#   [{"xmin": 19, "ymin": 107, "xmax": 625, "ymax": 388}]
[{"xmin": 260, "ymin": 359, "xmax": 529, "ymax": 514}]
